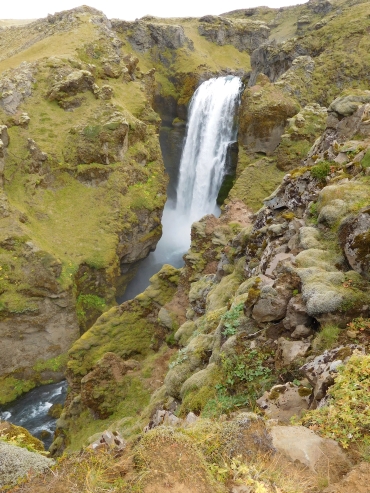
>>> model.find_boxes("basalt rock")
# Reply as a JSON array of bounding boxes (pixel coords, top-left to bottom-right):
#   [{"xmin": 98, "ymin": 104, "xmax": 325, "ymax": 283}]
[
  {"xmin": 198, "ymin": 16, "xmax": 269, "ymax": 54},
  {"xmin": 238, "ymin": 75, "xmax": 300, "ymax": 155},
  {"xmin": 339, "ymin": 208, "xmax": 370, "ymax": 279}
]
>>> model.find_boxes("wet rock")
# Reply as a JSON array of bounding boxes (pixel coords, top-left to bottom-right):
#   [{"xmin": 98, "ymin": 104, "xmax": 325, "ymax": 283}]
[
  {"xmin": 270, "ymin": 425, "xmax": 350, "ymax": 477},
  {"xmin": 257, "ymin": 382, "xmax": 310, "ymax": 421},
  {"xmin": 300, "ymin": 345, "xmax": 364, "ymax": 408},
  {"xmin": 275, "ymin": 337, "xmax": 311, "ymax": 369}
]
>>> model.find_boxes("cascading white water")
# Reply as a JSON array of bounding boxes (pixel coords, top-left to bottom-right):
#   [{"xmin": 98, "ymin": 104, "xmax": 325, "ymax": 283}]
[
  {"xmin": 120, "ymin": 75, "xmax": 242, "ymax": 301},
  {"xmin": 176, "ymin": 75, "xmax": 242, "ymax": 223}
]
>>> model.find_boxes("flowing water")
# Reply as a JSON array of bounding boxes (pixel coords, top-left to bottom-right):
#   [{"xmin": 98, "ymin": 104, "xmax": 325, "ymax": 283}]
[
  {"xmin": 0, "ymin": 381, "xmax": 67, "ymax": 448},
  {"xmin": 120, "ymin": 75, "xmax": 242, "ymax": 301}
]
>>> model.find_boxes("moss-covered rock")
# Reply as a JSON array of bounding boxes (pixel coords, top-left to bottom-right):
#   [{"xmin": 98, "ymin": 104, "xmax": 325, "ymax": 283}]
[{"xmin": 238, "ymin": 75, "xmax": 300, "ymax": 155}]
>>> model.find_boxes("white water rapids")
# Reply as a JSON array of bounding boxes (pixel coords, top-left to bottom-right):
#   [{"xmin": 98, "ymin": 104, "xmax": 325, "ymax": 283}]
[{"xmin": 121, "ymin": 75, "xmax": 242, "ymax": 300}]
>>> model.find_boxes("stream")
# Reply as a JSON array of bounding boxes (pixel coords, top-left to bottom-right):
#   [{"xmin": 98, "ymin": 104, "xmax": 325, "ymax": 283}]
[{"xmin": 0, "ymin": 381, "xmax": 67, "ymax": 448}]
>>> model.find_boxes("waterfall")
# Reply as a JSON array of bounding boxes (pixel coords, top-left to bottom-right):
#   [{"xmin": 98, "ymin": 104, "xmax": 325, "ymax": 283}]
[
  {"xmin": 119, "ymin": 75, "xmax": 242, "ymax": 301},
  {"xmin": 175, "ymin": 76, "xmax": 242, "ymax": 223}
]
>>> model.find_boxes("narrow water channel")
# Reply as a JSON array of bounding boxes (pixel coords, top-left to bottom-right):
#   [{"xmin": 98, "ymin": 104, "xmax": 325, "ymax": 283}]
[{"xmin": 0, "ymin": 381, "xmax": 67, "ymax": 448}]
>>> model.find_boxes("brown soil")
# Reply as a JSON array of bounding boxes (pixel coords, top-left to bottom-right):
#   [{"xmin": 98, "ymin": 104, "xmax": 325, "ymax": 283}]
[{"xmin": 324, "ymin": 462, "xmax": 370, "ymax": 493}]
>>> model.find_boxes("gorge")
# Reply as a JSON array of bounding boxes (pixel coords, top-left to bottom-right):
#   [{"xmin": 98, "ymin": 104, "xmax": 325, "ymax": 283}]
[{"xmin": 1, "ymin": 1, "xmax": 370, "ymax": 492}]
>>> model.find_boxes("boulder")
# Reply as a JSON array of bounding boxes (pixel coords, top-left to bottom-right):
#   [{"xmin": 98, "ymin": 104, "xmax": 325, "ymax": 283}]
[
  {"xmin": 47, "ymin": 70, "xmax": 96, "ymax": 103},
  {"xmin": 291, "ymin": 324, "xmax": 314, "ymax": 339},
  {"xmin": 275, "ymin": 337, "xmax": 311, "ymax": 369},
  {"xmin": 270, "ymin": 425, "xmax": 350, "ymax": 478},
  {"xmin": 164, "ymin": 334, "xmax": 214, "ymax": 399},
  {"xmin": 329, "ymin": 93, "xmax": 370, "ymax": 117},
  {"xmin": 252, "ymin": 285, "xmax": 291, "ymax": 322},
  {"xmin": 174, "ymin": 320, "xmax": 196, "ymax": 346},
  {"xmin": 257, "ymin": 382, "xmax": 310, "ymax": 422},
  {"xmin": 144, "ymin": 410, "xmax": 182, "ymax": 432},
  {"xmin": 283, "ymin": 294, "xmax": 312, "ymax": 331},
  {"xmin": 339, "ymin": 209, "xmax": 370, "ymax": 279},
  {"xmin": 88, "ymin": 430, "xmax": 126, "ymax": 452}
]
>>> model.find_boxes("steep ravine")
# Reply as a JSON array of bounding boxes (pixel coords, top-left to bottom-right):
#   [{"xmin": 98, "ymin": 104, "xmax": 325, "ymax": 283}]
[{"xmin": 2, "ymin": 2, "xmax": 370, "ymax": 492}]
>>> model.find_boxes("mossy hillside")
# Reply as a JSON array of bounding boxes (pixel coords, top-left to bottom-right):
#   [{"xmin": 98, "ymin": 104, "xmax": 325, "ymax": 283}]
[
  {"xmin": 260, "ymin": 2, "xmax": 370, "ymax": 107},
  {"xmin": 55, "ymin": 265, "xmax": 180, "ymax": 451},
  {"xmin": 228, "ymin": 155, "xmax": 285, "ymax": 212},
  {"xmin": 0, "ymin": 12, "xmax": 97, "ymax": 72},
  {"xmin": 276, "ymin": 104, "xmax": 328, "ymax": 171},
  {"xmin": 67, "ymin": 264, "xmax": 180, "ymax": 379},
  {"xmin": 0, "ymin": 43, "xmax": 168, "ymax": 302}
]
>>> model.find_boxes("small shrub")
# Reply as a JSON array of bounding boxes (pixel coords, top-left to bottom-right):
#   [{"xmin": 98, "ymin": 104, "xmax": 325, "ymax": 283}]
[
  {"xmin": 361, "ymin": 150, "xmax": 370, "ymax": 168},
  {"xmin": 300, "ymin": 352, "xmax": 370, "ymax": 448},
  {"xmin": 313, "ymin": 324, "xmax": 340, "ymax": 351},
  {"xmin": 310, "ymin": 161, "xmax": 331, "ymax": 182},
  {"xmin": 221, "ymin": 302, "xmax": 244, "ymax": 337}
]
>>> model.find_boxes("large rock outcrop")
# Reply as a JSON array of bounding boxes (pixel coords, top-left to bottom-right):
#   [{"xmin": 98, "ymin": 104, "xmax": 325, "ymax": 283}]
[{"xmin": 198, "ymin": 16, "xmax": 269, "ymax": 53}]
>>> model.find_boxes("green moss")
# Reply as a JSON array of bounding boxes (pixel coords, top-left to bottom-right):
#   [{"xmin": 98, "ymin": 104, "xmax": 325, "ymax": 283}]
[
  {"xmin": 311, "ymin": 161, "xmax": 331, "ymax": 181},
  {"xmin": 0, "ymin": 423, "xmax": 45, "ymax": 452},
  {"xmin": 228, "ymin": 157, "xmax": 285, "ymax": 212},
  {"xmin": 0, "ymin": 376, "xmax": 36, "ymax": 405},
  {"xmin": 313, "ymin": 325, "xmax": 341, "ymax": 352},
  {"xmin": 32, "ymin": 353, "xmax": 68, "ymax": 373}
]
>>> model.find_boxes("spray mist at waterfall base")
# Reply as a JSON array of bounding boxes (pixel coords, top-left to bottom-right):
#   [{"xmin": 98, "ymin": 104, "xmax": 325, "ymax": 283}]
[{"xmin": 119, "ymin": 76, "xmax": 242, "ymax": 303}]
